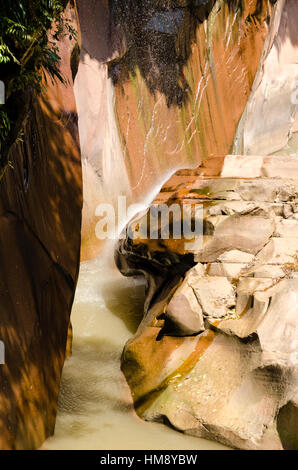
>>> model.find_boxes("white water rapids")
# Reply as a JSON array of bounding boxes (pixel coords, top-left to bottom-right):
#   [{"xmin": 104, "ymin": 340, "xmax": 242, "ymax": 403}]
[{"xmin": 43, "ymin": 251, "xmax": 226, "ymax": 450}]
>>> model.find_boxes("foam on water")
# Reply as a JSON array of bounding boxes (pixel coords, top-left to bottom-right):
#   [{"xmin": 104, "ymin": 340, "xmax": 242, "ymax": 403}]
[{"xmin": 43, "ymin": 251, "xmax": 226, "ymax": 450}]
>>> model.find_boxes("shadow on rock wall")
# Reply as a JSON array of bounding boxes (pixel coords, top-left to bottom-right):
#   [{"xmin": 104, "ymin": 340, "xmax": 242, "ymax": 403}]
[
  {"xmin": 109, "ymin": 0, "xmax": 216, "ymax": 106},
  {"xmin": 109, "ymin": 0, "xmax": 275, "ymax": 107},
  {"xmin": 0, "ymin": 83, "xmax": 82, "ymax": 449}
]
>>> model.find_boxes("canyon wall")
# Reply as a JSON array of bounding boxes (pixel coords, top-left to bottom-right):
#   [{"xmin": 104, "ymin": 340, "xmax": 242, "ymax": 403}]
[
  {"xmin": 233, "ymin": 0, "xmax": 298, "ymax": 155},
  {"xmin": 74, "ymin": 0, "xmax": 131, "ymax": 259},
  {"xmin": 77, "ymin": 0, "xmax": 278, "ymax": 259},
  {"xmin": 115, "ymin": 0, "xmax": 298, "ymax": 450},
  {"xmin": 111, "ymin": 0, "xmax": 277, "ymax": 194},
  {"xmin": 0, "ymin": 0, "xmax": 295, "ymax": 450},
  {"xmin": 0, "ymin": 19, "xmax": 82, "ymax": 448}
]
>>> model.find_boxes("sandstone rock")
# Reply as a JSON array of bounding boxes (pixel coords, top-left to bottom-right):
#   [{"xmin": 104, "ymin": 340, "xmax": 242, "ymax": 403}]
[
  {"xmin": 233, "ymin": 0, "xmax": 298, "ymax": 156},
  {"xmin": 255, "ymin": 237, "xmax": 298, "ymax": 265},
  {"xmin": 117, "ymin": 153, "xmax": 298, "ymax": 450},
  {"xmin": 204, "ymin": 200, "xmax": 285, "ymax": 218},
  {"xmin": 251, "ymin": 264, "xmax": 288, "ymax": 278},
  {"xmin": 190, "ymin": 277, "xmax": 235, "ymax": 321},
  {"xmin": 221, "ymin": 155, "xmax": 298, "ymax": 179},
  {"xmin": 0, "ymin": 13, "xmax": 82, "ymax": 449},
  {"xmin": 114, "ymin": 0, "xmax": 298, "ymax": 451},
  {"xmin": 185, "ymin": 263, "xmax": 206, "ymax": 280},
  {"xmin": 89, "ymin": 0, "xmax": 291, "ymax": 268},
  {"xmin": 277, "ymin": 399, "xmax": 298, "ymax": 450},
  {"xmin": 142, "ymin": 333, "xmax": 285, "ymax": 450},
  {"xmin": 206, "ymin": 263, "xmax": 251, "ymax": 280},
  {"xmin": 136, "ymin": 275, "xmax": 298, "ymax": 449},
  {"xmin": 75, "ymin": 0, "xmax": 132, "ymax": 260},
  {"xmin": 186, "ymin": 176, "xmax": 298, "ymax": 203},
  {"xmin": 166, "ymin": 284, "xmax": 205, "ymax": 335},
  {"xmin": 274, "ymin": 218, "xmax": 298, "ymax": 237},
  {"xmin": 111, "ymin": 0, "xmax": 275, "ymax": 202},
  {"xmin": 195, "ymin": 215, "xmax": 275, "ymax": 263}
]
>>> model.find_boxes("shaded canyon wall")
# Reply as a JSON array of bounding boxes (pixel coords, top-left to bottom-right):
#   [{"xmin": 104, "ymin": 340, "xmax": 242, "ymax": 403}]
[{"xmin": 0, "ymin": 15, "xmax": 82, "ymax": 449}]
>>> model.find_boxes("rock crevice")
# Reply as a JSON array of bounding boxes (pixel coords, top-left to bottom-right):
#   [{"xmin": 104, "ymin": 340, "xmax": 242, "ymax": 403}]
[{"xmin": 116, "ymin": 154, "xmax": 298, "ymax": 450}]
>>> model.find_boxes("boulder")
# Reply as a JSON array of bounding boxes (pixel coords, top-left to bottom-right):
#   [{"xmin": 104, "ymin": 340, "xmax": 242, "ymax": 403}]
[
  {"xmin": 113, "ymin": 0, "xmax": 298, "ymax": 451},
  {"xmin": 166, "ymin": 283, "xmax": 205, "ymax": 335},
  {"xmin": 116, "ymin": 155, "xmax": 298, "ymax": 450}
]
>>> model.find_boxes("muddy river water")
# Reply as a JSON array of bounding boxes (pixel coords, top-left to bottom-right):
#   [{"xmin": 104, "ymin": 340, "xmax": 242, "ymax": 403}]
[{"xmin": 43, "ymin": 251, "xmax": 226, "ymax": 450}]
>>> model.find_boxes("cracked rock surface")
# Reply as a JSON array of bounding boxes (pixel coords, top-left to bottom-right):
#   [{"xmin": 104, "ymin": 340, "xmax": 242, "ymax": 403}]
[{"xmin": 116, "ymin": 154, "xmax": 298, "ymax": 450}]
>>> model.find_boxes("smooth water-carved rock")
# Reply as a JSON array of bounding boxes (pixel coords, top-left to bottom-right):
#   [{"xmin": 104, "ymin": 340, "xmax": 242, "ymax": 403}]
[
  {"xmin": 234, "ymin": 0, "xmax": 298, "ymax": 156},
  {"xmin": 116, "ymin": 154, "xmax": 298, "ymax": 449},
  {"xmin": 112, "ymin": 0, "xmax": 277, "ymax": 200},
  {"xmin": 75, "ymin": 0, "xmax": 132, "ymax": 260},
  {"xmin": 76, "ymin": 0, "xmax": 279, "ymax": 259},
  {"xmin": 0, "ymin": 17, "xmax": 82, "ymax": 449}
]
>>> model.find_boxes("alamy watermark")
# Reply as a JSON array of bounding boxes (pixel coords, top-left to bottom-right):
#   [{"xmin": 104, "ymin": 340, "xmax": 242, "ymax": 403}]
[{"xmin": 95, "ymin": 196, "xmax": 204, "ymax": 251}]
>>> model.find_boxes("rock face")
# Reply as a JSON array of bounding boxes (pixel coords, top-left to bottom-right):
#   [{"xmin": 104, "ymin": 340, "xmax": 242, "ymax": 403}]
[
  {"xmin": 116, "ymin": 154, "xmax": 298, "ymax": 450},
  {"xmin": 76, "ymin": 0, "xmax": 279, "ymax": 259},
  {"xmin": 234, "ymin": 0, "xmax": 298, "ymax": 155},
  {"xmin": 0, "ymin": 20, "xmax": 82, "ymax": 449},
  {"xmin": 111, "ymin": 0, "xmax": 277, "ymax": 199},
  {"xmin": 113, "ymin": 2, "xmax": 298, "ymax": 449},
  {"xmin": 0, "ymin": 0, "xmax": 294, "ymax": 452},
  {"xmin": 74, "ymin": 0, "xmax": 132, "ymax": 260}
]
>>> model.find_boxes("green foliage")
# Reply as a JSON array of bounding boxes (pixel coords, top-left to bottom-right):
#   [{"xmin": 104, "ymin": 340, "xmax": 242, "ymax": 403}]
[{"xmin": 0, "ymin": 0, "xmax": 76, "ymax": 162}]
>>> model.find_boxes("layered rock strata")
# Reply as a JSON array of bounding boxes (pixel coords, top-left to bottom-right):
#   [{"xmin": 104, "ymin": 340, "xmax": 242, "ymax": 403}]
[{"xmin": 116, "ymin": 154, "xmax": 298, "ymax": 450}]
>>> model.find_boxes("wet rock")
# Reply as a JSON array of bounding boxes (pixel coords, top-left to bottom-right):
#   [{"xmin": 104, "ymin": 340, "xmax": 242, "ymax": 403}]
[
  {"xmin": 110, "ymin": 0, "xmax": 275, "ymax": 201},
  {"xmin": 116, "ymin": 155, "xmax": 298, "ymax": 450},
  {"xmin": 145, "ymin": 10, "xmax": 184, "ymax": 34}
]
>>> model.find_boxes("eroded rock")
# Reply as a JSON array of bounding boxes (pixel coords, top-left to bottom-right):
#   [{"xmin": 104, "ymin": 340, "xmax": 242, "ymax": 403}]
[
  {"xmin": 116, "ymin": 154, "xmax": 298, "ymax": 450},
  {"xmin": 0, "ymin": 13, "xmax": 82, "ymax": 449},
  {"xmin": 166, "ymin": 283, "xmax": 205, "ymax": 335}
]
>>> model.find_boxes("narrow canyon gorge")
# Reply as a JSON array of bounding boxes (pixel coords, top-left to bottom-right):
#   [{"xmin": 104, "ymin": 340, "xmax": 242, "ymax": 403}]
[{"xmin": 0, "ymin": 0, "xmax": 297, "ymax": 450}]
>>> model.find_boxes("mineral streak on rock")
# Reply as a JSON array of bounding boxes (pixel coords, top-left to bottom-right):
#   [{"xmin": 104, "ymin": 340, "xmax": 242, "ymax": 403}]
[
  {"xmin": 116, "ymin": 154, "xmax": 298, "ymax": 450},
  {"xmin": 108, "ymin": 0, "xmax": 276, "ymax": 205},
  {"xmin": 78, "ymin": 0, "xmax": 285, "ymax": 261}
]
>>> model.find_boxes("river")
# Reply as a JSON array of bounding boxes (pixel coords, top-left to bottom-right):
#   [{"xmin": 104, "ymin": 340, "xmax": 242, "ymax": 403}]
[{"xmin": 43, "ymin": 249, "xmax": 226, "ymax": 450}]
